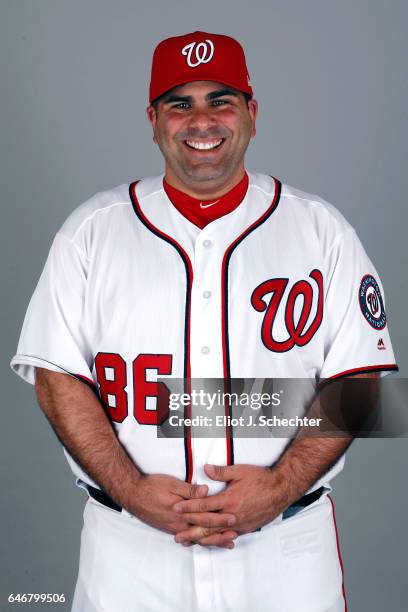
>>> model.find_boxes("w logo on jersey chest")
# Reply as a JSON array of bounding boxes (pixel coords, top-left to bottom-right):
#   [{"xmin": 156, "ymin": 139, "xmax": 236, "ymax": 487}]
[{"xmin": 251, "ymin": 269, "xmax": 323, "ymax": 352}]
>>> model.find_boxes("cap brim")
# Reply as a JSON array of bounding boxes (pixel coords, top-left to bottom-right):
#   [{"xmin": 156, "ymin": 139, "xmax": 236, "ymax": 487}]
[{"xmin": 150, "ymin": 76, "xmax": 253, "ymax": 104}]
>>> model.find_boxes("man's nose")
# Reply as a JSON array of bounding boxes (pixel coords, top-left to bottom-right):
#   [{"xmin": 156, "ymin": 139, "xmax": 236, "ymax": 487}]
[{"xmin": 188, "ymin": 107, "xmax": 217, "ymax": 132}]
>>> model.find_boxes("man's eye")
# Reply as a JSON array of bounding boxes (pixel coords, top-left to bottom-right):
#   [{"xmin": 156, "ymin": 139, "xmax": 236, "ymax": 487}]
[
  {"xmin": 174, "ymin": 102, "xmax": 191, "ymax": 110},
  {"xmin": 212, "ymin": 99, "xmax": 228, "ymax": 106}
]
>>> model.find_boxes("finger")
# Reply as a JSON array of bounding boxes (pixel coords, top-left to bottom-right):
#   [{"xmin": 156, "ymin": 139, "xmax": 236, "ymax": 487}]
[
  {"xmin": 173, "ymin": 482, "xmax": 209, "ymax": 500},
  {"xmin": 175, "ymin": 525, "xmax": 221, "ymax": 543},
  {"xmin": 173, "ymin": 493, "xmax": 226, "ymax": 514},
  {"xmin": 181, "ymin": 512, "xmax": 236, "ymax": 528},
  {"xmin": 204, "ymin": 464, "xmax": 238, "ymax": 482},
  {"xmin": 197, "ymin": 530, "xmax": 239, "ymax": 548}
]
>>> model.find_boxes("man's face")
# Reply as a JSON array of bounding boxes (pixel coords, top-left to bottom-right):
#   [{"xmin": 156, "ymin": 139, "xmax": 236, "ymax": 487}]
[{"xmin": 147, "ymin": 80, "xmax": 258, "ymax": 192}]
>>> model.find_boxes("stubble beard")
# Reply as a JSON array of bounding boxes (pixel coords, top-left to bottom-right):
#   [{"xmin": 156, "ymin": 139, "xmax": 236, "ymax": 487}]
[{"xmin": 174, "ymin": 156, "xmax": 235, "ymax": 185}]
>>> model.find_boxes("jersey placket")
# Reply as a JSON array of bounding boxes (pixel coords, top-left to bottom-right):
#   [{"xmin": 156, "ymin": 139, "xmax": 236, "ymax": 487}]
[
  {"xmin": 189, "ymin": 224, "xmax": 231, "ymax": 488},
  {"xmin": 189, "ymin": 224, "xmax": 229, "ymax": 612}
]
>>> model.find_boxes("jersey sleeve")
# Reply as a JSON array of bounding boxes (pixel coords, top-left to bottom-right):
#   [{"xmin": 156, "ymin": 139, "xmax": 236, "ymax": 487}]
[
  {"xmin": 10, "ymin": 232, "xmax": 94, "ymax": 386},
  {"xmin": 319, "ymin": 227, "xmax": 398, "ymax": 380}
]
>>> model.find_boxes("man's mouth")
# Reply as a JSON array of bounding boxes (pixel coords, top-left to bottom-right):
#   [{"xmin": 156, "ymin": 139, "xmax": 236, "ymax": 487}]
[{"xmin": 184, "ymin": 139, "xmax": 224, "ymax": 151}]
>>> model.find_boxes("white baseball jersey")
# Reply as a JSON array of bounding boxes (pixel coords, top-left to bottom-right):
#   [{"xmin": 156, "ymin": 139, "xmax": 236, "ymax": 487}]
[{"xmin": 11, "ymin": 172, "xmax": 397, "ymax": 611}]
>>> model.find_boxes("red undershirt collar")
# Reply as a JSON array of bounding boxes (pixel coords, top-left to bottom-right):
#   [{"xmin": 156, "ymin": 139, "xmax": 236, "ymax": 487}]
[{"xmin": 163, "ymin": 172, "xmax": 249, "ymax": 229}]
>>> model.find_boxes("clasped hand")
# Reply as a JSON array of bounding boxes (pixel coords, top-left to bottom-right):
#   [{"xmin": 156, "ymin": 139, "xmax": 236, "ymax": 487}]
[{"xmin": 132, "ymin": 464, "xmax": 282, "ymax": 550}]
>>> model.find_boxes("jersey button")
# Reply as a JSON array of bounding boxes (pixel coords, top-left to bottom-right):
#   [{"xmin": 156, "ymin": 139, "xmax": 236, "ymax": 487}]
[
  {"xmin": 201, "ymin": 346, "xmax": 210, "ymax": 354},
  {"xmin": 202, "ymin": 290, "xmax": 212, "ymax": 299},
  {"xmin": 202, "ymin": 239, "xmax": 213, "ymax": 248}
]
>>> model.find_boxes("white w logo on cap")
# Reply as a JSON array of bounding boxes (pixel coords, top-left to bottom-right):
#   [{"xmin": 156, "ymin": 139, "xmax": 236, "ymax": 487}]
[{"xmin": 182, "ymin": 40, "xmax": 215, "ymax": 68}]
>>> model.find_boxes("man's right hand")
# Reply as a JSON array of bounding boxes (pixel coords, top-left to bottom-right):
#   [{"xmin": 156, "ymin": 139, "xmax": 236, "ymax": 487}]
[
  {"xmin": 130, "ymin": 474, "xmax": 239, "ymax": 548},
  {"xmin": 34, "ymin": 369, "xmax": 238, "ymax": 550}
]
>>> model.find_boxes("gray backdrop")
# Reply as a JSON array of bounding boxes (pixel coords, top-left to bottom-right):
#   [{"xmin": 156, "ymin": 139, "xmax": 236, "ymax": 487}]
[{"xmin": 1, "ymin": 1, "xmax": 407, "ymax": 610}]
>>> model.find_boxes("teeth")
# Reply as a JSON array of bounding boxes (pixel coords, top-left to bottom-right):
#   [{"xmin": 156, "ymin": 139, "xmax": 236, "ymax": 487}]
[{"xmin": 186, "ymin": 139, "xmax": 223, "ymax": 150}]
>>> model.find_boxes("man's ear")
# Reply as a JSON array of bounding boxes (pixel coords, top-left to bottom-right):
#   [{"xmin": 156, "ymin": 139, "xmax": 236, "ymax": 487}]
[
  {"xmin": 248, "ymin": 98, "xmax": 258, "ymax": 138},
  {"xmin": 146, "ymin": 105, "xmax": 158, "ymax": 142}
]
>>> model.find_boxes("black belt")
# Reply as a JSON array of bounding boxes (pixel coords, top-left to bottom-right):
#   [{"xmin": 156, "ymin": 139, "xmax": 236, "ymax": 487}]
[
  {"xmin": 282, "ymin": 485, "xmax": 328, "ymax": 519},
  {"xmin": 83, "ymin": 483, "xmax": 122, "ymax": 512},
  {"xmin": 82, "ymin": 482, "xmax": 327, "ymax": 520}
]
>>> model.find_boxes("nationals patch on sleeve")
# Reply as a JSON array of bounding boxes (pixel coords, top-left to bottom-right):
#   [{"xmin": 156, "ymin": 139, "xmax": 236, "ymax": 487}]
[{"xmin": 359, "ymin": 274, "xmax": 387, "ymax": 330}]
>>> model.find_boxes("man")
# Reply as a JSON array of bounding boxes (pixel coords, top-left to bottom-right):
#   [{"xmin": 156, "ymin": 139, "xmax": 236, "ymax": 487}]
[{"xmin": 11, "ymin": 31, "xmax": 397, "ymax": 611}]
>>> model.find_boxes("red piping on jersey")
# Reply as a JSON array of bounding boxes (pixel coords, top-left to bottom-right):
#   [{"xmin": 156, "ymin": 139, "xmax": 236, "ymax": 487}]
[
  {"xmin": 129, "ymin": 182, "xmax": 194, "ymax": 483},
  {"xmin": 327, "ymin": 364, "xmax": 398, "ymax": 381},
  {"xmin": 74, "ymin": 374, "xmax": 96, "ymax": 388},
  {"xmin": 221, "ymin": 177, "xmax": 282, "ymax": 465},
  {"xmin": 328, "ymin": 495, "xmax": 348, "ymax": 612}
]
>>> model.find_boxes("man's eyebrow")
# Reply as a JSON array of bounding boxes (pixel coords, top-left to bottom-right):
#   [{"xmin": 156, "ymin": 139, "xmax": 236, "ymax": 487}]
[
  {"xmin": 162, "ymin": 94, "xmax": 192, "ymax": 105},
  {"xmin": 206, "ymin": 89, "xmax": 239, "ymax": 100},
  {"xmin": 162, "ymin": 89, "xmax": 239, "ymax": 105}
]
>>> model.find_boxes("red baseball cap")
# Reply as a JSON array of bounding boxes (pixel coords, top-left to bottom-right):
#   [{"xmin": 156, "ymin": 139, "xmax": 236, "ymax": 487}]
[{"xmin": 149, "ymin": 31, "xmax": 253, "ymax": 103}]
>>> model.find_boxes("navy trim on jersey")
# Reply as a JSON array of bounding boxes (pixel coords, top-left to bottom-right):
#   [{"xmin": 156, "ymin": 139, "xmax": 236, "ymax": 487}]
[
  {"xmin": 128, "ymin": 181, "xmax": 194, "ymax": 483},
  {"xmin": 13, "ymin": 354, "xmax": 97, "ymax": 394},
  {"xmin": 316, "ymin": 364, "xmax": 399, "ymax": 393},
  {"xmin": 73, "ymin": 373, "xmax": 100, "ymax": 397},
  {"xmin": 128, "ymin": 181, "xmax": 192, "ymax": 381},
  {"xmin": 326, "ymin": 364, "xmax": 399, "ymax": 382},
  {"xmin": 58, "ymin": 370, "xmax": 99, "ymax": 400},
  {"xmin": 221, "ymin": 177, "xmax": 282, "ymax": 465}
]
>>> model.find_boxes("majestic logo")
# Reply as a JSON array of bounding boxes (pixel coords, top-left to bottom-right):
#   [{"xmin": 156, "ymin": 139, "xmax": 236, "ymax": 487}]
[
  {"xmin": 251, "ymin": 270, "xmax": 324, "ymax": 353},
  {"xmin": 377, "ymin": 338, "xmax": 386, "ymax": 350},
  {"xmin": 182, "ymin": 40, "xmax": 215, "ymax": 68},
  {"xmin": 359, "ymin": 274, "xmax": 386, "ymax": 330}
]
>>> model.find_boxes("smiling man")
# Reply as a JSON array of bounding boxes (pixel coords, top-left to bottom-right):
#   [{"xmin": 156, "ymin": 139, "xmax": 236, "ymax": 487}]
[
  {"xmin": 11, "ymin": 31, "xmax": 397, "ymax": 612},
  {"xmin": 148, "ymin": 81, "xmax": 256, "ymax": 192}
]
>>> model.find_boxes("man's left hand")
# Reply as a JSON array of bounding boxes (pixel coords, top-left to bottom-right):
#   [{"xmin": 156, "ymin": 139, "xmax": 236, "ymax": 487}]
[{"xmin": 173, "ymin": 464, "xmax": 288, "ymax": 547}]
